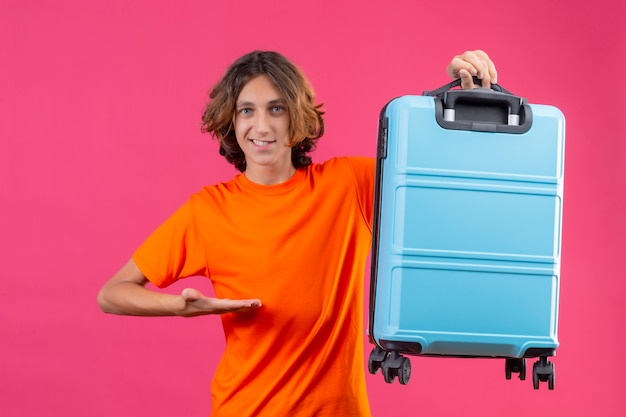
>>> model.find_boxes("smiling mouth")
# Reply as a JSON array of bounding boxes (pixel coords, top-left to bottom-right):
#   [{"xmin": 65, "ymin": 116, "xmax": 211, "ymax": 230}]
[{"xmin": 250, "ymin": 139, "xmax": 274, "ymax": 147}]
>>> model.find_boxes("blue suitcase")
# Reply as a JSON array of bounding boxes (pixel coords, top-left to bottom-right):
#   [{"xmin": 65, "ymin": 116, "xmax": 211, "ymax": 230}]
[{"xmin": 368, "ymin": 78, "xmax": 565, "ymax": 390}]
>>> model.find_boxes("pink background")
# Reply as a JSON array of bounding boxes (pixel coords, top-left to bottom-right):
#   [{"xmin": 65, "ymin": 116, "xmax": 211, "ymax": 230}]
[{"xmin": 1, "ymin": 0, "xmax": 624, "ymax": 416}]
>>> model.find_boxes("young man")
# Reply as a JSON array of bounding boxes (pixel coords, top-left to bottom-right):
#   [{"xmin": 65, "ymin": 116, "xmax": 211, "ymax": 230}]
[{"xmin": 98, "ymin": 50, "xmax": 497, "ymax": 416}]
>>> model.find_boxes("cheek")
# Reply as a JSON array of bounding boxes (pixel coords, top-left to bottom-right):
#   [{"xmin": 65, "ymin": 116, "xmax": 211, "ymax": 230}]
[
  {"xmin": 233, "ymin": 119, "xmax": 248, "ymax": 141},
  {"xmin": 279, "ymin": 117, "xmax": 291, "ymax": 138}
]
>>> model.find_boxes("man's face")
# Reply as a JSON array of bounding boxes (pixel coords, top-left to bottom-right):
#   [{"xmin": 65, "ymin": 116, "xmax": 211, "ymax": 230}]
[{"xmin": 233, "ymin": 75, "xmax": 292, "ymax": 175}]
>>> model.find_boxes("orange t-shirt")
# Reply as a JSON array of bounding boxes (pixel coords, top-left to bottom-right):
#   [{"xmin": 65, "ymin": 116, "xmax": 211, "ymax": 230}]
[{"xmin": 133, "ymin": 157, "xmax": 375, "ymax": 416}]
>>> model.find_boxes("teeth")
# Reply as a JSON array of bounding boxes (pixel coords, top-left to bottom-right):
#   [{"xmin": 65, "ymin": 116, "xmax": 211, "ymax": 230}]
[{"xmin": 252, "ymin": 140, "xmax": 270, "ymax": 146}]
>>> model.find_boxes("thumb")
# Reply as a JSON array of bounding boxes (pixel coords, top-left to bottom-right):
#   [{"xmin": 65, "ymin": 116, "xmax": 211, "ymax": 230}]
[{"xmin": 181, "ymin": 288, "xmax": 203, "ymax": 302}]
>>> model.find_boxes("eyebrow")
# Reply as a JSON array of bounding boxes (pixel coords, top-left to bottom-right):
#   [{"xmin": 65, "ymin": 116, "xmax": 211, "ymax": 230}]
[{"xmin": 236, "ymin": 98, "xmax": 287, "ymax": 108}]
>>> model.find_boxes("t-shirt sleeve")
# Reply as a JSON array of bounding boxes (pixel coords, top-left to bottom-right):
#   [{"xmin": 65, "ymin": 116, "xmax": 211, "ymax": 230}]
[
  {"xmin": 132, "ymin": 198, "xmax": 208, "ymax": 288},
  {"xmin": 345, "ymin": 156, "xmax": 376, "ymax": 230}
]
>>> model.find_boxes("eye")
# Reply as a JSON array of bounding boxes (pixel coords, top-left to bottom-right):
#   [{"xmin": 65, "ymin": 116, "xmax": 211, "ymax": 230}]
[
  {"xmin": 238, "ymin": 108, "xmax": 252, "ymax": 116},
  {"xmin": 271, "ymin": 105, "xmax": 284, "ymax": 114}
]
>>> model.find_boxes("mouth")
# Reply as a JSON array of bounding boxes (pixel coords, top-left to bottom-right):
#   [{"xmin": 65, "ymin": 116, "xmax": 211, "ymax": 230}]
[{"xmin": 250, "ymin": 139, "xmax": 274, "ymax": 147}]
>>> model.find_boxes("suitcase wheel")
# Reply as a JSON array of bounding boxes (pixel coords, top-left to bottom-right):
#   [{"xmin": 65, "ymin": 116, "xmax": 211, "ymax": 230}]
[
  {"xmin": 368, "ymin": 346, "xmax": 386, "ymax": 375},
  {"xmin": 397, "ymin": 357, "xmax": 411, "ymax": 385},
  {"xmin": 382, "ymin": 354, "xmax": 411, "ymax": 385},
  {"xmin": 505, "ymin": 358, "xmax": 526, "ymax": 381},
  {"xmin": 532, "ymin": 356, "xmax": 555, "ymax": 390},
  {"xmin": 368, "ymin": 347, "xmax": 411, "ymax": 385}
]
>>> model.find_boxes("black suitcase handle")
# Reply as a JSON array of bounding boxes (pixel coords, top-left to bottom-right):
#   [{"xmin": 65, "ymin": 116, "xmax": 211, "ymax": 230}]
[{"xmin": 423, "ymin": 76, "xmax": 532, "ymax": 134}]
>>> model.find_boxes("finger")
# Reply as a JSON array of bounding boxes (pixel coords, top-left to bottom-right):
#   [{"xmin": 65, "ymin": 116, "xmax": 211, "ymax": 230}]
[
  {"xmin": 446, "ymin": 57, "xmax": 478, "ymax": 80},
  {"xmin": 473, "ymin": 50, "xmax": 497, "ymax": 87},
  {"xmin": 179, "ymin": 295, "xmax": 262, "ymax": 317},
  {"xmin": 213, "ymin": 298, "xmax": 262, "ymax": 313},
  {"xmin": 459, "ymin": 69, "xmax": 475, "ymax": 90},
  {"xmin": 476, "ymin": 51, "xmax": 496, "ymax": 88},
  {"xmin": 487, "ymin": 59, "xmax": 498, "ymax": 85},
  {"xmin": 215, "ymin": 298, "xmax": 262, "ymax": 309}
]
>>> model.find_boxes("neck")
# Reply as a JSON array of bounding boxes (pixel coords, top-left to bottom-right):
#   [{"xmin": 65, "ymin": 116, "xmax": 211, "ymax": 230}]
[{"xmin": 244, "ymin": 164, "xmax": 296, "ymax": 185}]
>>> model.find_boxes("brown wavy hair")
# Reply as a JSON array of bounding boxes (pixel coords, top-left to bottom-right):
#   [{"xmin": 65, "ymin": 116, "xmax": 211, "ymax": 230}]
[{"xmin": 201, "ymin": 51, "xmax": 325, "ymax": 172}]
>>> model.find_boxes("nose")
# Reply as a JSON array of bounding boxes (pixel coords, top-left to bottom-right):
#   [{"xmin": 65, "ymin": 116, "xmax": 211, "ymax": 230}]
[{"xmin": 255, "ymin": 112, "xmax": 270, "ymax": 136}]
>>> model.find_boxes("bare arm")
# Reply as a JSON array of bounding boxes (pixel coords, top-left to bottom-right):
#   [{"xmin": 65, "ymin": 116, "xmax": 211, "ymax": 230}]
[{"xmin": 97, "ymin": 258, "xmax": 262, "ymax": 317}]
